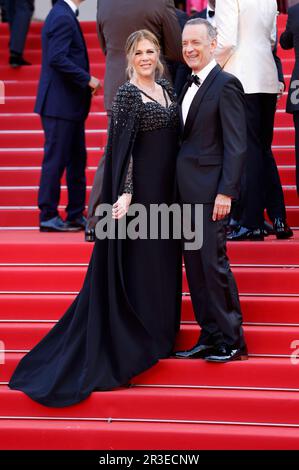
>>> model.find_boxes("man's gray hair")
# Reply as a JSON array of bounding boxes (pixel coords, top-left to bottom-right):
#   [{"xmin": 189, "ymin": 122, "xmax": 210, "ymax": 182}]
[{"xmin": 184, "ymin": 18, "xmax": 217, "ymax": 41}]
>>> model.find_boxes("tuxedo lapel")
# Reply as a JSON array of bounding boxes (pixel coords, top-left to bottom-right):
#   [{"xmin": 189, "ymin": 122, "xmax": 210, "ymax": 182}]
[{"xmin": 183, "ymin": 64, "xmax": 222, "ymax": 140}]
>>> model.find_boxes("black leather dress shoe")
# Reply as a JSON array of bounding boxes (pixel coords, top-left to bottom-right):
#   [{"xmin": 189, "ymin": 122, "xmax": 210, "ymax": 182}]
[
  {"xmin": 65, "ymin": 216, "xmax": 87, "ymax": 231},
  {"xmin": 273, "ymin": 218, "xmax": 293, "ymax": 240},
  {"xmin": 205, "ymin": 344, "xmax": 248, "ymax": 363},
  {"xmin": 40, "ymin": 216, "xmax": 81, "ymax": 232},
  {"xmin": 227, "ymin": 226, "xmax": 264, "ymax": 241},
  {"xmin": 9, "ymin": 53, "xmax": 31, "ymax": 68},
  {"xmin": 173, "ymin": 344, "xmax": 214, "ymax": 359}
]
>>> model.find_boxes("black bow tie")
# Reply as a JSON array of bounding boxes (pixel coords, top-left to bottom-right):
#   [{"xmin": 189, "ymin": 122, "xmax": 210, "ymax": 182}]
[
  {"xmin": 187, "ymin": 74, "xmax": 201, "ymax": 87},
  {"xmin": 75, "ymin": 8, "xmax": 79, "ymax": 17},
  {"xmin": 208, "ymin": 10, "xmax": 215, "ymax": 17}
]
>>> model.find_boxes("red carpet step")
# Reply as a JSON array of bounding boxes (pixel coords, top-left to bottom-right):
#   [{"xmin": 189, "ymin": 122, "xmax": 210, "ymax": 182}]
[
  {"xmin": 1, "ymin": 95, "xmax": 104, "ymax": 113},
  {"xmin": 0, "ymin": 322, "xmax": 297, "ymax": 355},
  {"xmin": 1, "ymin": 386, "xmax": 299, "ymax": 427},
  {"xmin": 0, "ymin": 231, "xmax": 298, "ymax": 264},
  {"xmin": 0, "ymin": 149, "xmax": 104, "ymax": 167},
  {"xmin": 0, "ymin": 265, "xmax": 298, "ymax": 295},
  {"xmin": 2, "ymin": 356, "xmax": 299, "ymax": 391},
  {"xmin": 0, "ymin": 185, "xmax": 297, "ymax": 206},
  {"xmin": 1, "ymin": 419, "xmax": 298, "ymax": 450},
  {"xmin": 0, "ymin": 112, "xmax": 107, "ymax": 131},
  {"xmin": 1, "ymin": 293, "xmax": 299, "ymax": 325}
]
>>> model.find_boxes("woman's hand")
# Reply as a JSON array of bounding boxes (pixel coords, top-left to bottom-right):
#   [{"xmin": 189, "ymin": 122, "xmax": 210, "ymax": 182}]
[{"xmin": 112, "ymin": 193, "xmax": 132, "ymax": 219}]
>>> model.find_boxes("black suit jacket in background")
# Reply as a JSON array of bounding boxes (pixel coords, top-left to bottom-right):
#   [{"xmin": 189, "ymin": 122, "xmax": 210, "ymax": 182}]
[
  {"xmin": 176, "ymin": 64, "xmax": 247, "ymax": 204},
  {"xmin": 280, "ymin": 3, "xmax": 299, "ymax": 113}
]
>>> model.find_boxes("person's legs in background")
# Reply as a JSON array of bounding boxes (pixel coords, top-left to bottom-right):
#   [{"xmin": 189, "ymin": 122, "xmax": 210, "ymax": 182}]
[
  {"xmin": 228, "ymin": 94, "xmax": 266, "ymax": 241},
  {"xmin": 38, "ymin": 116, "xmax": 83, "ymax": 232},
  {"xmin": 64, "ymin": 120, "xmax": 87, "ymax": 228},
  {"xmin": 262, "ymin": 93, "xmax": 293, "ymax": 238}
]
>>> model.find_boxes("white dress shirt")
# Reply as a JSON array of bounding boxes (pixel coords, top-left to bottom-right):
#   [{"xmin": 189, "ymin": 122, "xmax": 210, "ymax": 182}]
[
  {"xmin": 64, "ymin": 0, "xmax": 78, "ymax": 15},
  {"xmin": 182, "ymin": 58, "xmax": 217, "ymax": 125}
]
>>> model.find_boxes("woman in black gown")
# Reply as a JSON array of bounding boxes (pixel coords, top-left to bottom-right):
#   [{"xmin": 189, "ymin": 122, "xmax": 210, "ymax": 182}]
[{"xmin": 8, "ymin": 30, "xmax": 182, "ymax": 407}]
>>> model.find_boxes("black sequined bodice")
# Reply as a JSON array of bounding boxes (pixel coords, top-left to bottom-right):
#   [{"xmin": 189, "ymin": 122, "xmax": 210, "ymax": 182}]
[{"xmin": 110, "ymin": 79, "xmax": 180, "ymax": 195}]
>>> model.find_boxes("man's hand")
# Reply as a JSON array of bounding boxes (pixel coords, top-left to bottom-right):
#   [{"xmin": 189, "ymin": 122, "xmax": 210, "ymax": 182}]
[
  {"xmin": 212, "ymin": 194, "xmax": 232, "ymax": 221},
  {"xmin": 89, "ymin": 76, "xmax": 102, "ymax": 96},
  {"xmin": 112, "ymin": 193, "xmax": 132, "ymax": 220}
]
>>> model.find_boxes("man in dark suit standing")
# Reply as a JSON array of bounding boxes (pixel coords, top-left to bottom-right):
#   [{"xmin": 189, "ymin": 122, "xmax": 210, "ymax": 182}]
[
  {"xmin": 280, "ymin": 0, "xmax": 299, "ymax": 197},
  {"xmin": 175, "ymin": 18, "xmax": 248, "ymax": 362},
  {"xmin": 85, "ymin": 0, "xmax": 183, "ymax": 242},
  {"xmin": 35, "ymin": 0, "xmax": 101, "ymax": 232},
  {"xmin": 5, "ymin": 0, "xmax": 34, "ymax": 67}
]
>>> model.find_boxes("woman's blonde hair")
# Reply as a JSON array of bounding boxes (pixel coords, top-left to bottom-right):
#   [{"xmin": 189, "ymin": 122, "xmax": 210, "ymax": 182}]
[{"xmin": 125, "ymin": 29, "xmax": 164, "ymax": 79}]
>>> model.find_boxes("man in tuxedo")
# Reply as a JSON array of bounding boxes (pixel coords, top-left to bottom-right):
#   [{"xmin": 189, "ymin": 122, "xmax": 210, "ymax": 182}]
[
  {"xmin": 215, "ymin": 0, "xmax": 292, "ymax": 241},
  {"xmin": 35, "ymin": 0, "xmax": 101, "ymax": 232},
  {"xmin": 175, "ymin": 18, "xmax": 247, "ymax": 362},
  {"xmin": 280, "ymin": 0, "xmax": 299, "ymax": 197},
  {"xmin": 85, "ymin": 0, "xmax": 183, "ymax": 242}
]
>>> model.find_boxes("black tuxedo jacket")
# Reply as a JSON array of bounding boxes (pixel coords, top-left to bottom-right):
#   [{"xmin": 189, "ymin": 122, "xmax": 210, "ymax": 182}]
[
  {"xmin": 280, "ymin": 3, "xmax": 299, "ymax": 113},
  {"xmin": 176, "ymin": 64, "xmax": 247, "ymax": 204}
]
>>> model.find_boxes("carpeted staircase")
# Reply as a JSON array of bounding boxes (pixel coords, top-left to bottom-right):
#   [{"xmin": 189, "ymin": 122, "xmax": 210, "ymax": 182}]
[{"xmin": 0, "ymin": 16, "xmax": 299, "ymax": 450}]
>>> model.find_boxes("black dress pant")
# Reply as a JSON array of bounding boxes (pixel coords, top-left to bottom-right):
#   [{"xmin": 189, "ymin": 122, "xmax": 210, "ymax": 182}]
[
  {"xmin": 183, "ymin": 204, "xmax": 245, "ymax": 349},
  {"xmin": 292, "ymin": 111, "xmax": 299, "ymax": 196},
  {"xmin": 238, "ymin": 93, "xmax": 286, "ymax": 228},
  {"xmin": 38, "ymin": 116, "xmax": 87, "ymax": 223}
]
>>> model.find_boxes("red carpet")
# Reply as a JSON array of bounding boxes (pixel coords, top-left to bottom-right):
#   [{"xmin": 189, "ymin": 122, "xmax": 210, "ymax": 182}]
[{"xmin": 0, "ymin": 16, "xmax": 299, "ymax": 450}]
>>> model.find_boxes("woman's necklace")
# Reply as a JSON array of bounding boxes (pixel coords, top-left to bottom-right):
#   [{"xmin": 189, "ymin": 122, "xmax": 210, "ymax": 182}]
[{"xmin": 135, "ymin": 82, "xmax": 166, "ymax": 107}]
